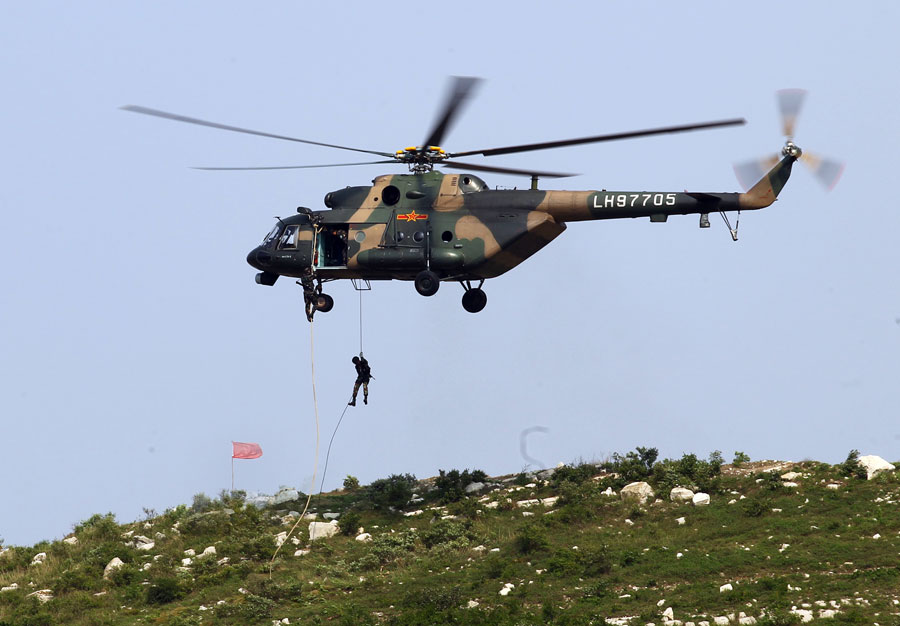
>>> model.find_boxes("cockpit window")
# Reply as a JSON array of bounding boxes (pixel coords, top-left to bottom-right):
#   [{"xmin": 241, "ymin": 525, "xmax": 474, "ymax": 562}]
[
  {"xmin": 262, "ymin": 224, "xmax": 282, "ymax": 246},
  {"xmin": 278, "ymin": 225, "xmax": 299, "ymax": 249}
]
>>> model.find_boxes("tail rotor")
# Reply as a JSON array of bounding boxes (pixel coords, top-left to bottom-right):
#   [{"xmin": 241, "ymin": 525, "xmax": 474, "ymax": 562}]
[{"xmin": 735, "ymin": 89, "xmax": 844, "ymax": 192}]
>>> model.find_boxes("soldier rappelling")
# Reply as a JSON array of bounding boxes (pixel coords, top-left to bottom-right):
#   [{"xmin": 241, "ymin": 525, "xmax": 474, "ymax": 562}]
[{"xmin": 348, "ymin": 355, "xmax": 372, "ymax": 406}]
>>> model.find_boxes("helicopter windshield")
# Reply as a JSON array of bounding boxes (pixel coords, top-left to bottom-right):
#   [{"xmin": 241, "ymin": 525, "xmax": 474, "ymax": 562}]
[{"xmin": 262, "ymin": 223, "xmax": 281, "ymax": 246}]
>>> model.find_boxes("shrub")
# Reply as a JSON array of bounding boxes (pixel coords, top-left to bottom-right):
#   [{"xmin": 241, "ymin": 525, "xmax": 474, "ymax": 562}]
[
  {"xmin": 191, "ymin": 492, "xmax": 214, "ymax": 512},
  {"xmin": 343, "ymin": 475, "xmax": 360, "ymax": 491},
  {"xmin": 551, "ymin": 462, "xmax": 597, "ymax": 488},
  {"xmin": 652, "ymin": 452, "xmax": 723, "ymax": 493},
  {"xmin": 838, "ymin": 449, "xmax": 868, "ymax": 480},
  {"xmin": 604, "ymin": 447, "xmax": 658, "ymax": 484},
  {"xmin": 73, "ymin": 513, "xmax": 119, "ymax": 540},
  {"xmin": 146, "ymin": 577, "xmax": 183, "ymax": 604},
  {"xmin": 742, "ymin": 498, "xmax": 767, "ymax": 518},
  {"xmin": 433, "ymin": 468, "xmax": 488, "ymax": 504},
  {"xmin": 365, "ymin": 473, "xmax": 416, "ymax": 510},
  {"xmin": 419, "ymin": 520, "xmax": 470, "ymax": 550},
  {"xmin": 733, "ymin": 451, "xmax": 751, "ymax": 467},
  {"xmin": 338, "ymin": 511, "xmax": 362, "ymax": 536},
  {"xmin": 366, "ymin": 529, "xmax": 418, "ymax": 565},
  {"xmin": 514, "ymin": 523, "xmax": 548, "ymax": 555}
]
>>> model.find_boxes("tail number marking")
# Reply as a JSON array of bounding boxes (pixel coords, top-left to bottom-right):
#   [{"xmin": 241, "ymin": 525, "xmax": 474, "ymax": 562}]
[{"xmin": 593, "ymin": 193, "xmax": 676, "ymax": 209}]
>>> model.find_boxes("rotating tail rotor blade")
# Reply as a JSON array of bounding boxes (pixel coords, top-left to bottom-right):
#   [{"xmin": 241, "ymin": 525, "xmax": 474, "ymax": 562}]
[
  {"xmin": 800, "ymin": 152, "xmax": 845, "ymax": 191},
  {"xmin": 733, "ymin": 154, "xmax": 780, "ymax": 191},
  {"xmin": 192, "ymin": 160, "xmax": 396, "ymax": 171},
  {"xmin": 777, "ymin": 88, "xmax": 807, "ymax": 139},
  {"xmin": 422, "ymin": 76, "xmax": 483, "ymax": 148}
]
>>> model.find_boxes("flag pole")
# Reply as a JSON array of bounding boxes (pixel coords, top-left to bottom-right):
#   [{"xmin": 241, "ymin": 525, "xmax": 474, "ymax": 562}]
[{"xmin": 231, "ymin": 456, "xmax": 235, "ymax": 492}]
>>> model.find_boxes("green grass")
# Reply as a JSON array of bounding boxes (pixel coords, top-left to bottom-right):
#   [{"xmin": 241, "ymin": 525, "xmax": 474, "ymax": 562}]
[{"xmin": 2, "ymin": 458, "xmax": 900, "ymax": 625}]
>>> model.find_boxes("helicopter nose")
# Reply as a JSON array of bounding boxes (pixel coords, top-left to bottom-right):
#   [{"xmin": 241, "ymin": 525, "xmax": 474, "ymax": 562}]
[{"xmin": 246, "ymin": 247, "xmax": 271, "ymax": 270}]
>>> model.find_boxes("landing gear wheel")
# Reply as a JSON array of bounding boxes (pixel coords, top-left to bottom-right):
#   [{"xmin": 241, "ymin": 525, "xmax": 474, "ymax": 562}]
[
  {"xmin": 315, "ymin": 293, "xmax": 334, "ymax": 313},
  {"xmin": 461, "ymin": 288, "xmax": 487, "ymax": 313},
  {"xmin": 414, "ymin": 270, "xmax": 440, "ymax": 296}
]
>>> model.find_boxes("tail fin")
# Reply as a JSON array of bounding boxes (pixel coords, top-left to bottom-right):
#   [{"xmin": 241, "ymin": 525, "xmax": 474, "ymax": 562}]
[{"xmin": 740, "ymin": 154, "xmax": 797, "ymax": 209}]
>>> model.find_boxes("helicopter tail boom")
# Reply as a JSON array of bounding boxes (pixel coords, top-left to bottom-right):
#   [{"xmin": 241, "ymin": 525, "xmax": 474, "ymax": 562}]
[{"xmin": 738, "ymin": 152, "xmax": 798, "ymax": 209}]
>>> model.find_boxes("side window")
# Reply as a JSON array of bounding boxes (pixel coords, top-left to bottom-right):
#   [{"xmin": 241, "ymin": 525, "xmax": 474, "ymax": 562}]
[{"xmin": 278, "ymin": 225, "xmax": 299, "ymax": 249}]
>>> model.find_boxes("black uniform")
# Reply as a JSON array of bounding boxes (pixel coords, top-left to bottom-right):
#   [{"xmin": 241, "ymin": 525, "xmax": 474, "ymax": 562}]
[{"xmin": 349, "ymin": 356, "xmax": 371, "ymax": 406}]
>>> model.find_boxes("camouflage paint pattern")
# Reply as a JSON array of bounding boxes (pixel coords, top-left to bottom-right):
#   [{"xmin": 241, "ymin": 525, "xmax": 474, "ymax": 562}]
[{"xmin": 246, "ymin": 153, "xmax": 797, "ymax": 284}]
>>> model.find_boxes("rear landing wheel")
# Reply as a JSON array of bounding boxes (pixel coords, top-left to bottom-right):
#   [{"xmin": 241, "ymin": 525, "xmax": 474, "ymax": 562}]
[
  {"xmin": 315, "ymin": 293, "xmax": 334, "ymax": 313},
  {"xmin": 415, "ymin": 270, "xmax": 440, "ymax": 296},
  {"xmin": 462, "ymin": 288, "xmax": 487, "ymax": 313}
]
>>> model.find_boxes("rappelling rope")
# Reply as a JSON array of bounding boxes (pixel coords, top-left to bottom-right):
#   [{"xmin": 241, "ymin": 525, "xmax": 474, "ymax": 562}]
[
  {"xmin": 319, "ymin": 403, "xmax": 350, "ymax": 495},
  {"xmin": 269, "ymin": 318, "xmax": 320, "ymax": 573},
  {"xmin": 359, "ymin": 285, "xmax": 364, "ymax": 355}
]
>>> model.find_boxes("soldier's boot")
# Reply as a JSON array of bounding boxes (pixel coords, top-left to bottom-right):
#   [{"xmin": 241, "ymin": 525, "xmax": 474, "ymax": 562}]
[
  {"xmin": 348, "ymin": 397, "xmax": 356, "ymax": 406},
  {"xmin": 363, "ymin": 394, "xmax": 368, "ymax": 405}
]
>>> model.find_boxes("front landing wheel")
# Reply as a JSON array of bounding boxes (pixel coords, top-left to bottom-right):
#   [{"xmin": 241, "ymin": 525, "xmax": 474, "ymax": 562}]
[
  {"xmin": 415, "ymin": 270, "xmax": 440, "ymax": 297},
  {"xmin": 461, "ymin": 288, "xmax": 487, "ymax": 313},
  {"xmin": 315, "ymin": 293, "xmax": 334, "ymax": 313}
]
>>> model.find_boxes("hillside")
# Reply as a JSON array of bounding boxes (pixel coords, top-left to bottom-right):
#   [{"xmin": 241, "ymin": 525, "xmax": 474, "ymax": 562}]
[{"xmin": 2, "ymin": 450, "xmax": 899, "ymax": 626}]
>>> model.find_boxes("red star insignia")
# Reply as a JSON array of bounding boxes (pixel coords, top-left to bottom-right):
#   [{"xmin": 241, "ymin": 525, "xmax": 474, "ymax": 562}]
[{"xmin": 397, "ymin": 210, "xmax": 427, "ymax": 221}]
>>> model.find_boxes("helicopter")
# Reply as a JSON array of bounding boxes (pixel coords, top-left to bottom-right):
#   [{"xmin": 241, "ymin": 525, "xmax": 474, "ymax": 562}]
[{"xmin": 122, "ymin": 79, "xmax": 841, "ymax": 320}]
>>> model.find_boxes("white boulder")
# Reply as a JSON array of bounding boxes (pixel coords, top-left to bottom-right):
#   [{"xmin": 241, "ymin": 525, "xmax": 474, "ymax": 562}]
[
  {"xmin": 200, "ymin": 546, "xmax": 217, "ymax": 558},
  {"xmin": 26, "ymin": 589, "xmax": 53, "ymax": 603},
  {"xmin": 272, "ymin": 488, "xmax": 300, "ymax": 505},
  {"xmin": 720, "ymin": 583, "xmax": 733, "ymax": 592},
  {"xmin": 63, "ymin": 536, "xmax": 78, "ymax": 546},
  {"xmin": 676, "ymin": 517, "xmax": 686, "ymax": 526},
  {"xmin": 309, "ymin": 521, "xmax": 339, "ymax": 541},
  {"xmin": 1, "ymin": 583, "xmax": 19, "ymax": 593},
  {"xmin": 670, "ymin": 487, "xmax": 694, "ymax": 502},
  {"xmin": 465, "ymin": 482, "xmax": 486, "ymax": 494},
  {"xmin": 858, "ymin": 455, "xmax": 896, "ymax": 480},
  {"xmin": 133, "ymin": 536, "xmax": 155, "ymax": 551},
  {"xmin": 620, "ymin": 482, "xmax": 654, "ymax": 505},
  {"xmin": 103, "ymin": 557, "xmax": 125, "ymax": 579},
  {"xmin": 692, "ymin": 493, "xmax": 710, "ymax": 506},
  {"xmin": 30, "ymin": 552, "xmax": 46, "ymax": 566},
  {"xmin": 781, "ymin": 471, "xmax": 801, "ymax": 481},
  {"xmin": 355, "ymin": 533, "xmax": 372, "ymax": 542}
]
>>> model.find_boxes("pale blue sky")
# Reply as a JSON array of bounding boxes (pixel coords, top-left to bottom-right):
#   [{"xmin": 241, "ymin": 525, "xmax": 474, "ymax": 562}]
[{"xmin": 2, "ymin": 2, "xmax": 898, "ymax": 546}]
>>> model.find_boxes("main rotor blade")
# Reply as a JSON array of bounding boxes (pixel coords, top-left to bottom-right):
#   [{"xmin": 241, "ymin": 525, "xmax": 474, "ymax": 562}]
[
  {"xmin": 442, "ymin": 160, "xmax": 576, "ymax": 179},
  {"xmin": 777, "ymin": 89, "xmax": 806, "ymax": 139},
  {"xmin": 451, "ymin": 118, "xmax": 746, "ymax": 158},
  {"xmin": 422, "ymin": 76, "xmax": 482, "ymax": 148},
  {"xmin": 120, "ymin": 105, "xmax": 394, "ymax": 157},
  {"xmin": 800, "ymin": 152, "xmax": 844, "ymax": 191},
  {"xmin": 192, "ymin": 160, "xmax": 396, "ymax": 171}
]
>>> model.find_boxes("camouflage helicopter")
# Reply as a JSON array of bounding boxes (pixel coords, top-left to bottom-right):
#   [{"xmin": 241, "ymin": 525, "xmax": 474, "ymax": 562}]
[{"xmin": 123, "ymin": 79, "xmax": 840, "ymax": 320}]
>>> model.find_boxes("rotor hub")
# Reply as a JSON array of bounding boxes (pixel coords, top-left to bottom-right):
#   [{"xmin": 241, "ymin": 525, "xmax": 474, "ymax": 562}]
[
  {"xmin": 782, "ymin": 141, "xmax": 802, "ymax": 159},
  {"xmin": 394, "ymin": 146, "xmax": 448, "ymax": 172}
]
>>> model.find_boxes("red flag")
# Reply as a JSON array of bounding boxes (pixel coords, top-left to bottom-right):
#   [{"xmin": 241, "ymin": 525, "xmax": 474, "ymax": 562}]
[{"xmin": 232, "ymin": 441, "xmax": 262, "ymax": 460}]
